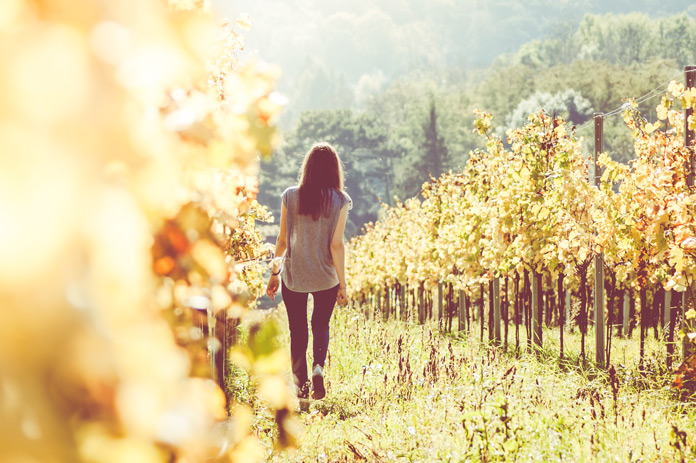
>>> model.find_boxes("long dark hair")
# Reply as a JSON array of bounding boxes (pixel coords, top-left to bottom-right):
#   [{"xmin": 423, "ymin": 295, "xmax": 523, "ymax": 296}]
[{"xmin": 298, "ymin": 142, "xmax": 344, "ymax": 220}]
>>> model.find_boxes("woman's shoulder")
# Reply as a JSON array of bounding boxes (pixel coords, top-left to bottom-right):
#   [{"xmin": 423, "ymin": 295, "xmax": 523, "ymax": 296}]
[
  {"xmin": 333, "ymin": 189, "xmax": 352, "ymax": 209},
  {"xmin": 282, "ymin": 185, "xmax": 299, "ymax": 198},
  {"xmin": 281, "ymin": 186, "xmax": 299, "ymax": 207}
]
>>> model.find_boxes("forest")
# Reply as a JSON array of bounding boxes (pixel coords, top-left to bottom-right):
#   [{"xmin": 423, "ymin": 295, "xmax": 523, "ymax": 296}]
[
  {"xmin": 257, "ymin": 11, "xmax": 696, "ymax": 236},
  {"xmin": 217, "ymin": 0, "xmax": 695, "ymax": 115}
]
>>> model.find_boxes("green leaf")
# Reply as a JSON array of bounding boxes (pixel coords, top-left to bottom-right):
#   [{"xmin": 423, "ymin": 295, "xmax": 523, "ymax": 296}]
[{"xmin": 503, "ymin": 440, "xmax": 518, "ymax": 453}]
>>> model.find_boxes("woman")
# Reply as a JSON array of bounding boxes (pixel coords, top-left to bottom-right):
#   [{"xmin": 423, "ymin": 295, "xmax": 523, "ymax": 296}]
[{"xmin": 266, "ymin": 142, "xmax": 351, "ymax": 400}]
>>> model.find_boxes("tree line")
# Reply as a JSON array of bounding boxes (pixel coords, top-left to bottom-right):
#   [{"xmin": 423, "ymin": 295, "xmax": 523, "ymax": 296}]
[{"xmin": 259, "ymin": 12, "xmax": 696, "ymax": 236}]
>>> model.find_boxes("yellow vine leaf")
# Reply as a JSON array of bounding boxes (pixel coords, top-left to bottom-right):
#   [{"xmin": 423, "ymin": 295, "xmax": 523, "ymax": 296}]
[{"xmin": 644, "ymin": 122, "xmax": 660, "ymax": 134}]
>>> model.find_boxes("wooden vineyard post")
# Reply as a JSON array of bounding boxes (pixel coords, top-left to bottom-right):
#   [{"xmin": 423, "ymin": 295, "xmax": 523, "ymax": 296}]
[
  {"xmin": 667, "ymin": 289, "xmax": 680, "ymax": 369},
  {"xmin": 393, "ymin": 286, "xmax": 398, "ymax": 319},
  {"xmin": 402, "ymin": 284, "xmax": 408, "ymax": 321},
  {"xmin": 465, "ymin": 291, "xmax": 471, "ymax": 331},
  {"xmin": 558, "ymin": 272, "xmax": 565, "ymax": 360},
  {"xmin": 664, "ymin": 290, "xmax": 672, "ymax": 334},
  {"xmin": 480, "ymin": 283, "xmax": 485, "ymax": 342},
  {"xmin": 524, "ymin": 270, "xmax": 530, "ymax": 349},
  {"xmin": 614, "ymin": 290, "xmax": 621, "ymax": 337},
  {"xmin": 458, "ymin": 290, "xmax": 465, "ymax": 331},
  {"xmin": 395, "ymin": 285, "xmax": 400, "ymax": 320},
  {"xmin": 493, "ymin": 276, "xmax": 501, "ymax": 344},
  {"xmin": 388, "ymin": 285, "xmax": 394, "ymax": 320},
  {"xmin": 412, "ymin": 287, "xmax": 417, "ymax": 323},
  {"xmin": 665, "ymin": 289, "xmax": 674, "ymax": 369},
  {"xmin": 223, "ymin": 315, "xmax": 234, "ymax": 411},
  {"xmin": 395, "ymin": 284, "xmax": 400, "ymax": 320},
  {"xmin": 503, "ymin": 277, "xmax": 509, "ymax": 349},
  {"xmin": 488, "ymin": 279, "xmax": 494, "ymax": 342},
  {"xmin": 446, "ymin": 283, "xmax": 454, "ymax": 332},
  {"xmin": 401, "ymin": 285, "xmax": 405, "ymax": 321},
  {"xmin": 423, "ymin": 288, "xmax": 429, "ymax": 321},
  {"xmin": 370, "ymin": 292, "xmax": 375, "ymax": 320},
  {"xmin": 640, "ymin": 288, "xmax": 648, "ymax": 364},
  {"xmin": 565, "ymin": 291, "xmax": 571, "ymax": 331},
  {"xmin": 514, "ymin": 273, "xmax": 520, "ymax": 352},
  {"xmin": 622, "ymin": 293, "xmax": 630, "ymax": 338},
  {"xmin": 209, "ymin": 307, "xmax": 234, "ymax": 410},
  {"xmin": 418, "ymin": 283, "xmax": 425, "ymax": 324},
  {"xmin": 531, "ymin": 271, "xmax": 542, "ymax": 349},
  {"xmin": 404, "ymin": 287, "xmax": 410, "ymax": 322},
  {"xmin": 372, "ymin": 292, "xmax": 377, "ymax": 320},
  {"xmin": 437, "ymin": 282, "xmax": 444, "ymax": 322},
  {"xmin": 425, "ymin": 288, "xmax": 431, "ymax": 322},
  {"xmin": 377, "ymin": 290, "xmax": 383, "ymax": 321},
  {"xmin": 594, "ymin": 112, "xmax": 606, "ymax": 368},
  {"xmin": 684, "ymin": 65, "xmax": 696, "ymax": 360},
  {"xmin": 682, "ymin": 290, "xmax": 687, "ymax": 358},
  {"xmin": 652, "ymin": 287, "xmax": 661, "ymax": 340},
  {"xmin": 412, "ymin": 286, "xmax": 417, "ymax": 323},
  {"xmin": 400, "ymin": 284, "xmax": 405, "ymax": 321}
]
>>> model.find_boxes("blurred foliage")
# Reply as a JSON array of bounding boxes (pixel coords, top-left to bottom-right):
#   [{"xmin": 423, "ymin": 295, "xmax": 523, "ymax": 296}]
[{"xmin": 0, "ymin": 1, "xmax": 298, "ymax": 462}]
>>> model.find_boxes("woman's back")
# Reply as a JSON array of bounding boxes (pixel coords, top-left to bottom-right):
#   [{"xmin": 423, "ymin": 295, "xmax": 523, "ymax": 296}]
[
  {"xmin": 281, "ymin": 186, "xmax": 351, "ymax": 292},
  {"xmin": 266, "ymin": 141, "xmax": 350, "ymax": 400}
]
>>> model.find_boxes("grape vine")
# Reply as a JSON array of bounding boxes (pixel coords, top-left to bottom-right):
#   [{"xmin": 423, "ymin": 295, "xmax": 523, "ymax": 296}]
[
  {"xmin": 347, "ymin": 82, "xmax": 696, "ymax": 370},
  {"xmin": 0, "ymin": 1, "xmax": 293, "ymax": 462}
]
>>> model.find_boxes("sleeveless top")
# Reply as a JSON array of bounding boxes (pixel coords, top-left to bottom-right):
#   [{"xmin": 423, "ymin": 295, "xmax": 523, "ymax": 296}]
[{"xmin": 281, "ymin": 186, "xmax": 352, "ymax": 292}]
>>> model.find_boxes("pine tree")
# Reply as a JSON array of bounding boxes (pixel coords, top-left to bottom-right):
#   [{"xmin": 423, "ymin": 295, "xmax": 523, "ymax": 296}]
[{"xmin": 422, "ymin": 99, "xmax": 448, "ymax": 177}]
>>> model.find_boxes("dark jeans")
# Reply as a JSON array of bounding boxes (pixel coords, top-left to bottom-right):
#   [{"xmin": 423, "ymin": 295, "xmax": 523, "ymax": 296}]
[{"xmin": 282, "ymin": 281, "xmax": 339, "ymax": 390}]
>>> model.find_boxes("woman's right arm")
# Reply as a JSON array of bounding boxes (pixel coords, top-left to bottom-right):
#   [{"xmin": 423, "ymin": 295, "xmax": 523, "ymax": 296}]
[
  {"xmin": 273, "ymin": 203, "xmax": 288, "ymax": 264},
  {"xmin": 330, "ymin": 204, "xmax": 350, "ymax": 305},
  {"xmin": 266, "ymin": 203, "xmax": 287, "ymax": 300}
]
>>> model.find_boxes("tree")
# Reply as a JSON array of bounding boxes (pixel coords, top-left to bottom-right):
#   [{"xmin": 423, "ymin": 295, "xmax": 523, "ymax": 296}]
[
  {"xmin": 258, "ymin": 109, "xmax": 391, "ymax": 236},
  {"xmin": 501, "ymin": 89, "xmax": 593, "ymax": 136},
  {"xmin": 422, "ymin": 98, "xmax": 449, "ymax": 178}
]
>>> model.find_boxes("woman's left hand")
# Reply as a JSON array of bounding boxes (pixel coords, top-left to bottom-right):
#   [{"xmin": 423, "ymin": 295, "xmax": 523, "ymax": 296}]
[
  {"xmin": 266, "ymin": 274, "xmax": 280, "ymax": 300},
  {"xmin": 336, "ymin": 287, "xmax": 348, "ymax": 306}
]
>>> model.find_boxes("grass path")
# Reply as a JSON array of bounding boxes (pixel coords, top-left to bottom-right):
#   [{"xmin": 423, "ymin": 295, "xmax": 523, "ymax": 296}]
[{"xmin": 260, "ymin": 307, "xmax": 696, "ymax": 462}]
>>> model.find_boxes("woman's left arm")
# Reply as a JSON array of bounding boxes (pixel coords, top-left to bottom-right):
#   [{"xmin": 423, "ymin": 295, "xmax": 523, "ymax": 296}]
[
  {"xmin": 330, "ymin": 204, "xmax": 350, "ymax": 305},
  {"xmin": 266, "ymin": 203, "xmax": 288, "ymax": 300}
]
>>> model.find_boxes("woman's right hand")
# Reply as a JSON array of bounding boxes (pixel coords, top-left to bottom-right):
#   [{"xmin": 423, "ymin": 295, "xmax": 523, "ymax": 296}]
[
  {"xmin": 266, "ymin": 274, "xmax": 280, "ymax": 300},
  {"xmin": 336, "ymin": 286, "xmax": 348, "ymax": 306}
]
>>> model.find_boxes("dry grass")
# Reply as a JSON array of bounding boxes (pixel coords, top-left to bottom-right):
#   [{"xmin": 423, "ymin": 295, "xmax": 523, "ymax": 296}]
[{"xmin": 253, "ymin": 307, "xmax": 696, "ymax": 462}]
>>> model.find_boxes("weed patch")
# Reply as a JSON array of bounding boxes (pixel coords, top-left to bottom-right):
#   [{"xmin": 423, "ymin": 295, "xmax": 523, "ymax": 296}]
[{"xmin": 260, "ymin": 307, "xmax": 696, "ymax": 462}]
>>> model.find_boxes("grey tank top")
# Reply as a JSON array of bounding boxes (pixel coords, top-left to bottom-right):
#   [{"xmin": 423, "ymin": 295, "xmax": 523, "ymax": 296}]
[{"xmin": 281, "ymin": 186, "xmax": 352, "ymax": 292}]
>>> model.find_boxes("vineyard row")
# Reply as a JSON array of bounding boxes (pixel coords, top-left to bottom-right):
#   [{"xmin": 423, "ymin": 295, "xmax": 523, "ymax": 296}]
[{"xmin": 346, "ymin": 67, "xmax": 696, "ymax": 378}]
